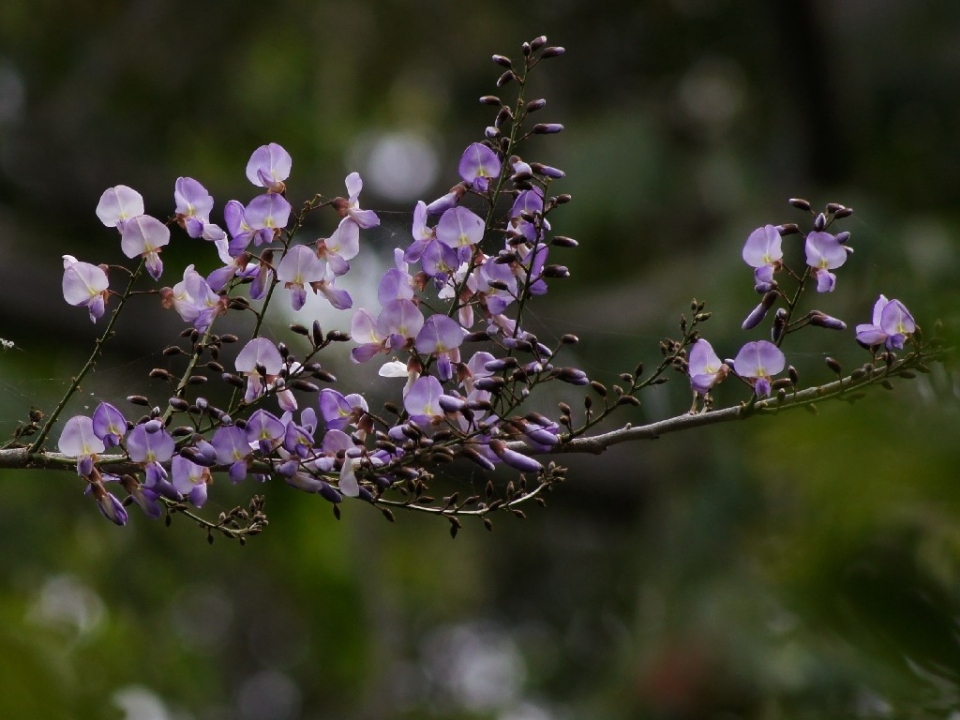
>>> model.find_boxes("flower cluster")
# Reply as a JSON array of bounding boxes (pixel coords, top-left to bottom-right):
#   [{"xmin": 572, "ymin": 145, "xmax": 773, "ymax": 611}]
[
  {"xmin": 38, "ymin": 36, "xmax": 935, "ymax": 540},
  {"xmin": 688, "ymin": 201, "xmax": 919, "ymax": 403},
  {"xmin": 49, "ymin": 37, "xmax": 586, "ymax": 535}
]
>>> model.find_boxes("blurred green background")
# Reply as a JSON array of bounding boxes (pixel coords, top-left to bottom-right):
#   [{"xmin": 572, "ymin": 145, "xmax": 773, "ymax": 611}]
[{"xmin": 1, "ymin": 1, "xmax": 960, "ymax": 718}]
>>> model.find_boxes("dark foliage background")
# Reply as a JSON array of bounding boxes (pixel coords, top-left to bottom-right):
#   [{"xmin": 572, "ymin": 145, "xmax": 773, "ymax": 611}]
[{"xmin": 1, "ymin": 1, "xmax": 959, "ymax": 718}]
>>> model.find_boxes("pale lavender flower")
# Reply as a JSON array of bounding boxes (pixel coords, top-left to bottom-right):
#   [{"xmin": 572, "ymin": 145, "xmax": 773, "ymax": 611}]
[
  {"xmin": 162, "ymin": 264, "xmax": 224, "ymax": 331},
  {"xmin": 92, "ymin": 402, "xmax": 127, "ymax": 448},
  {"xmin": 171, "ymin": 455, "xmax": 210, "ymax": 508},
  {"xmin": 459, "ymin": 142, "xmax": 501, "ymax": 192},
  {"xmin": 318, "ymin": 388, "xmax": 369, "ymax": 431},
  {"xmin": 235, "ymin": 337, "xmax": 284, "ymax": 403},
  {"xmin": 212, "ymin": 425, "xmax": 251, "ymax": 483},
  {"xmin": 276, "ymin": 245, "xmax": 327, "ymax": 311},
  {"xmin": 733, "ymin": 340, "xmax": 785, "ymax": 397},
  {"xmin": 804, "ymin": 231, "xmax": 849, "ymax": 293},
  {"xmin": 246, "ymin": 408, "xmax": 285, "ymax": 454},
  {"xmin": 246, "ymin": 142, "xmax": 292, "ymax": 192},
  {"xmin": 688, "ymin": 339, "xmax": 730, "ymax": 395},
  {"xmin": 120, "ymin": 214, "xmax": 171, "ymax": 280},
  {"xmin": 435, "ymin": 206, "xmax": 485, "ymax": 251},
  {"xmin": 62, "ymin": 255, "xmax": 109, "ymax": 322},
  {"xmin": 855, "ymin": 295, "xmax": 916, "ymax": 350},
  {"xmin": 404, "ymin": 375, "xmax": 444, "ymax": 426},
  {"xmin": 58, "ymin": 415, "xmax": 105, "ymax": 476},
  {"xmin": 742, "ymin": 225, "xmax": 783, "ymax": 286},
  {"xmin": 96, "ymin": 185, "xmax": 144, "ymax": 230},
  {"xmin": 125, "ymin": 423, "xmax": 176, "ymax": 465},
  {"xmin": 339, "ymin": 172, "xmax": 380, "ymax": 229},
  {"xmin": 174, "ymin": 177, "xmax": 216, "ymax": 238}
]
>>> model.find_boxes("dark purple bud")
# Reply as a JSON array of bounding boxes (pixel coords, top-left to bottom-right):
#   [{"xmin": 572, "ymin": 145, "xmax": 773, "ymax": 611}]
[
  {"xmin": 495, "ymin": 106, "xmax": 513, "ymax": 127},
  {"xmin": 833, "ymin": 206, "xmax": 854, "ymax": 219},
  {"xmin": 526, "ymin": 99, "xmax": 547, "ymax": 113},
  {"xmin": 496, "ymin": 71, "xmax": 515, "ymax": 87},
  {"xmin": 541, "ymin": 46, "xmax": 565, "ymax": 58},
  {"xmin": 479, "ymin": 95, "xmax": 502, "ymax": 106},
  {"xmin": 809, "ymin": 312, "xmax": 847, "ymax": 330},
  {"xmin": 835, "ymin": 231, "xmax": 851, "ymax": 244},
  {"xmin": 554, "ymin": 193, "xmax": 572, "ymax": 204},
  {"xmin": 521, "ymin": 41, "xmax": 532, "ymax": 56},
  {"xmin": 533, "ymin": 123, "xmax": 564, "ymax": 134},
  {"xmin": 531, "ymin": 162, "xmax": 565, "ymax": 179},
  {"xmin": 475, "ymin": 376, "xmax": 506, "ymax": 392},
  {"xmin": 551, "ymin": 236, "xmax": 577, "ymax": 247},
  {"xmin": 318, "ymin": 480, "xmax": 342, "ymax": 504},
  {"xmin": 754, "ymin": 281, "xmax": 778, "ymax": 294},
  {"xmin": 741, "ymin": 291, "xmax": 779, "ymax": 330},
  {"xmin": 530, "ymin": 35, "xmax": 547, "ymax": 51},
  {"xmin": 777, "ymin": 223, "xmax": 801, "ymax": 236},
  {"xmin": 789, "ymin": 198, "xmax": 812, "ymax": 212},
  {"xmin": 485, "ymin": 126, "xmax": 500, "ymax": 139},
  {"xmin": 825, "ymin": 357, "xmax": 843, "ymax": 375},
  {"xmin": 492, "ymin": 54, "xmax": 513, "ymax": 68},
  {"xmin": 555, "ymin": 367, "xmax": 589, "ymax": 385},
  {"xmin": 484, "ymin": 357, "xmax": 518, "ymax": 372},
  {"xmin": 543, "ymin": 265, "xmax": 569, "ymax": 278},
  {"xmin": 771, "ymin": 308, "xmax": 788, "ymax": 343},
  {"xmin": 813, "ymin": 213, "xmax": 826, "ymax": 231}
]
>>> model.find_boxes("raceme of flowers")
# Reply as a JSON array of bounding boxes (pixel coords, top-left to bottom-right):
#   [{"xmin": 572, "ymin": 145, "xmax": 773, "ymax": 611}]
[
  {"xmin": 48, "ymin": 37, "xmax": 926, "ymax": 536},
  {"xmin": 690, "ymin": 208, "xmax": 917, "ymax": 401}
]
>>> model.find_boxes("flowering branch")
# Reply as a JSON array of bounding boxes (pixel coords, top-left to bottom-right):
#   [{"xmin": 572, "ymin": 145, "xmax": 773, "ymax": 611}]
[{"xmin": 0, "ymin": 35, "xmax": 949, "ymax": 542}]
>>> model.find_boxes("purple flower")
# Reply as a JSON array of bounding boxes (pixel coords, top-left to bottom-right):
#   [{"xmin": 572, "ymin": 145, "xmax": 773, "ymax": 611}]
[
  {"xmin": 733, "ymin": 340, "xmax": 785, "ymax": 397},
  {"xmin": 276, "ymin": 245, "xmax": 327, "ymax": 311},
  {"xmin": 171, "ymin": 455, "xmax": 210, "ymax": 508},
  {"xmin": 338, "ymin": 172, "xmax": 380, "ymax": 229},
  {"xmin": 120, "ymin": 214, "xmax": 171, "ymax": 280},
  {"xmin": 742, "ymin": 225, "xmax": 783, "ymax": 286},
  {"xmin": 96, "ymin": 185, "xmax": 144, "ymax": 230},
  {"xmin": 855, "ymin": 295, "xmax": 916, "ymax": 350},
  {"xmin": 224, "ymin": 194, "xmax": 291, "ymax": 254},
  {"xmin": 58, "ymin": 415, "xmax": 105, "ymax": 476},
  {"xmin": 92, "ymin": 402, "xmax": 127, "ymax": 448},
  {"xmin": 174, "ymin": 177, "xmax": 218, "ymax": 239},
  {"xmin": 62, "ymin": 255, "xmax": 109, "ymax": 322},
  {"xmin": 246, "ymin": 143, "xmax": 292, "ymax": 192},
  {"xmin": 318, "ymin": 389, "xmax": 368, "ymax": 430},
  {"xmin": 488, "ymin": 439, "xmax": 543, "ymax": 474},
  {"xmin": 435, "ymin": 206, "xmax": 485, "ymax": 251},
  {"xmin": 458, "ymin": 143, "xmax": 501, "ymax": 192},
  {"xmin": 415, "ymin": 314, "xmax": 465, "ymax": 381},
  {"xmin": 162, "ymin": 264, "xmax": 224, "ymax": 331},
  {"xmin": 235, "ymin": 337, "xmax": 284, "ymax": 403},
  {"xmin": 125, "ymin": 423, "xmax": 176, "ymax": 464},
  {"xmin": 804, "ymin": 231, "xmax": 850, "ymax": 293},
  {"xmin": 212, "ymin": 425, "xmax": 251, "ymax": 482},
  {"xmin": 688, "ymin": 339, "xmax": 730, "ymax": 395},
  {"xmin": 90, "ymin": 482, "xmax": 128, "ymax": 526},
  {"xmin": 246, "ymin": 408, "xmax": 285, "ymax": 454},
  {"xmin": 404, "ymin": 375, "xmax": 445, "ymax": 426}
]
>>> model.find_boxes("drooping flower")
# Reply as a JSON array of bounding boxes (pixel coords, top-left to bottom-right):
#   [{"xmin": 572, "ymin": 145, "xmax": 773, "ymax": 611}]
[
  {"xmin": 174, "ymin": 177, "xmax": 217, "ymax": 239},
  {"xmin": 171, "ymin": 455, "xmax": 211, "ymax": 508},
  {"xmin": 688, "ymin": 339, "xmax": 730, "ymax": 395},
  {"xmin": 120, "ymin": 215, "xmax": 171, "ymax": 280},
  {"xmin": 404, "ymin": 375, "xmax": 445, "ymax": 426},
  {"xmin": 235, "ymin": 337, "xmax": 284, "ymax": 403},
  {"xmin": 211, "ymin": 425, "xmax": 251, "ymax": 483},
  {"xmin": 96, "ymin": 185, "xmax": 144, "ymax": 230},
  {"xmin": 92, "ymin": 402, "xmax": 127, "ymax": 448},
  {"xmin": 275, "ymin": 245, "xmax": 327, "ymax": 311},
  {"xmin": 458, "ymin": 142, "xmax": 501, "ymax": 192},
  {"xmin": 58, "ymin": 415, "xmax": 105, "ymax": 476},
  {"xmin": 90, "ymin": 482, "xmax": 128, "ymax": 526},
  {"xmin": 161, "ymin": 264, "xmax": 225, "ymax": 331},
  {"xmin": 804, "ymin": 231, "xmax": 850, "ymax": 293},
  {"xmin": 435, "ymin": 206, "xmax": 485, "ymax": 253},
  {"xmin": 335, "ymin": 172, "xmax": 380, "ymax": 229},
  {"xmin": 245, "ymin": 143, "xmax": 292, "ymax": 192},
  {"xmin": 62, "ymin": 255, "xmax": 110, "ymax": 322},
  {"xmin": 855, "ymin": 295, "xmax": 916, "ymax": 350},
  {"xmin": 742, "ymin": 225, "xmax": 783, "ymax": 286},
  {"xmin": 733, "ymin": 340, "xmax": 785, "ymax": 397}
]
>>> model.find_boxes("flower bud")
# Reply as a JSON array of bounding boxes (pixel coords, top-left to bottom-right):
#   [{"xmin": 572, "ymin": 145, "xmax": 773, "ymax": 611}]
[
  {"xmin": 526, "ymin": 98, "xmax": 547, "ymax": 112},
  {"xmin": 479, "ymin": 95, "xmax": 502, "ymax": 106},
  {"xmin": 492, "ymin": 54, "xmax": 513, "ymax": 68},
  {"xmin": 788, "ymin": 198, "xmax": 811, "ymax": 212},
  {"xmin": 533, "ymin": 123, "xmax": 564, "ymax": 134}
]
